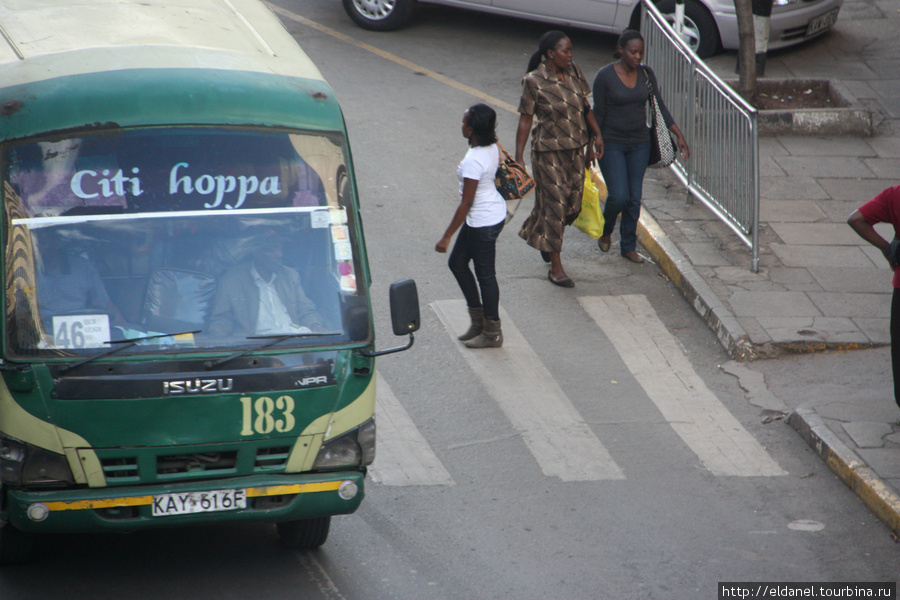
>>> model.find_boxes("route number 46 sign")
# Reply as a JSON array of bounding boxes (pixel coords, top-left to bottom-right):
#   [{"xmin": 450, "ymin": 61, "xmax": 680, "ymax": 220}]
[{"xmin": 52, "ymin": 314, "xmax": 111, "ymax": 349}]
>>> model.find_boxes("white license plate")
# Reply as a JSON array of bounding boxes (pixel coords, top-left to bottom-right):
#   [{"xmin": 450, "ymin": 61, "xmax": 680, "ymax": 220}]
[
  {"xmin": 152, "ymin": 489, "xmax": 246, "ymax": 516},
  {"xmin": 806, "ymin": 9, "xmax": 838, "ymax": 36}
]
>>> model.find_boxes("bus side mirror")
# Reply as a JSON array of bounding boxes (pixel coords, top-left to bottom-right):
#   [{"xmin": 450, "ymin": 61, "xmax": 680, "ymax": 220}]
[
  {"xmin": 389, "ymin": 278, "xmax": 420, "ymax": 336},
  {"xmin": 358, "ymin": 278, "xmax": 419, "ymax": 358}
]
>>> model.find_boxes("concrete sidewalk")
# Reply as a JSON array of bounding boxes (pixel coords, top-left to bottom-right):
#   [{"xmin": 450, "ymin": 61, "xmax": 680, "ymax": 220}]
[{"xmin": 634, "ymin": 0, "xmax": 900, "ymax": 536}]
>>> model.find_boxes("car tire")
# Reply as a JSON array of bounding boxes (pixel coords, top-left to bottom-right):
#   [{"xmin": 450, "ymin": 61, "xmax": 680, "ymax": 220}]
[
  {"xmin": 342, "ymin": 0, "xmax": 416, "ymax": 31},
  {"xmin": 0, "ymin": 519, "xmax": 35, "ymax": 566},
  {"xmin": 277, "ymin": 516, "xmax": 331, "ymax": 549},
  {"xmin": 658, "ymin": 0, "xmax": 720, "ymax": 59}
]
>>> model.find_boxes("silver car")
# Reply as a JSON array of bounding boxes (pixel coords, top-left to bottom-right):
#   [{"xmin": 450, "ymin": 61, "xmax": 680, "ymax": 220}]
[{"xmin": 341, "ymin": 0, "xmax": 843, "ymax": 59}]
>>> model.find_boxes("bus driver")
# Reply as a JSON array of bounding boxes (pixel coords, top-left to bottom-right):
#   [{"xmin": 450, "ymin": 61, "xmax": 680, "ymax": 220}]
[{"xmin": 208, "ymin": 234, "xmax": 324, "ymax": 338}]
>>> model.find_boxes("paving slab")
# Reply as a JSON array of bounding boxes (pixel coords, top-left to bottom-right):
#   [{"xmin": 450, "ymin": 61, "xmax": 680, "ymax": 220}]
[
  {"xmin": 854, "ymin": 317, "xmax": 891, "ymax": 339},
  {"xmin": 759, "ymin": 199, "xmax": 827, "ymax": 222},
  {"xmin": 729, "ymin": 291, "xmax": 821, "ymax": 318},
  {"xmin": 862, "ymin": 157, "xmax": 900, "ymax": 178},
  {"xmin": 843, "ymin": 421, "xmax": 895, "ymax": 448},
  {"xmin": 767, "ymin": 222, "xmax": 862, "ymax": 245},
  {"xmin": 809, "ymin": 291, "xmax": 891, "ymax": 318},
  {"xmin": 759, "ymin": 175, "xmax": 828, "ymax": 200},
  {"xmin": 868, "ymin": 135, "xmax": 900, "ymax": 158},
  {"xmin": 770, "ymin": 243, "xmax": 875, "ymax": 268},
  {"xmin": 809, "ymin": 266, "xmax": 891, "ymax": 293},
  {"xmin": 817, "ymin": 178, "xmax": 893, "ymax": 201},
  {"xmin": 773, "ymin": 155, "xmax": 878, "ymax": 178},
  {"xmin": 777, "ymin": 135, "xmax": 877, "ymax": 157}
]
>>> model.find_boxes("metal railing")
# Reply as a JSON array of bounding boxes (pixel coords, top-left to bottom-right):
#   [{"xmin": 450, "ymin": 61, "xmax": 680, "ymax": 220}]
[{"xmin": 641, "ymin": 0, "xmax": 760, "ymax": 272}]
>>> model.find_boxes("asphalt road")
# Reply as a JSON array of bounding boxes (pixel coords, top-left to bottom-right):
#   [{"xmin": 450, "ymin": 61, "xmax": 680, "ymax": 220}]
[{"xmin": 1, "ymin": 1, "xmax": 897, "ymax": 598}]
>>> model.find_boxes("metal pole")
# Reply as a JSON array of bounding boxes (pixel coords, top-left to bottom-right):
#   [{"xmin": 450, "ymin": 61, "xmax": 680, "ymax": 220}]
[
  {"xmin": 751, "ymin": 0, "xmax": 774, "ymax": 76},
  {"xmin": 674, "ymin": 0, "xmax": 686, "ymax": 43}
]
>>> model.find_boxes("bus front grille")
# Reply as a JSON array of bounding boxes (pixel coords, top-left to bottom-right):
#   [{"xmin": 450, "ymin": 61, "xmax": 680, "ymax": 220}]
[
  {"xmin": 100, "ymin": 457, "xmax": 139, "ymax": 481},
  {"xmin": 255, "ymin": 446, "xmax": 291, "ymax": 470},
  {"xmin": 156, "ymin": 451, "xmax": 237, "ymax": 476},
  {"xmin": 93, "ymin": 442, "xmax": 295, "ymax": 485}
]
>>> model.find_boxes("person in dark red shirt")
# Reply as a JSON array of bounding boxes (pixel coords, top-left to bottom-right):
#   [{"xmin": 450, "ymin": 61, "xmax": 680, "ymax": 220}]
[{"xmin": 848, "ymin": 184, "xmax": 900, "ymax": 411}]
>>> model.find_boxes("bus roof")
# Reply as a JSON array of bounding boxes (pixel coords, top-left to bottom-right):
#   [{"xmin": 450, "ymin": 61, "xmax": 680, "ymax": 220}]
[
  {"xmin": 0, "ymin": 0, "xmax": 343, "ymax": 141},
  {"xmin": 0, "ymin": 0, "xmax": 325, "ymax": 83}
]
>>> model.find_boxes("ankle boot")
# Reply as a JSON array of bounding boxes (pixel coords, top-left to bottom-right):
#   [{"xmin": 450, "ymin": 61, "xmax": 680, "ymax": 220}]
[
  {"xmin": 458, "ymin": 307, "xmax": 484, "ymax": 341},
  {"xmin": 465, "ymin": 317, "xmax": 503, "ymax": 348}
]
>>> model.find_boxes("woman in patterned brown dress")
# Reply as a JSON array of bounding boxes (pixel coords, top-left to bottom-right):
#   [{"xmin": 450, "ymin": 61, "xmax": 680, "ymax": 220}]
[{"xmin": 515, "ymin": 30, "xmax": 601, "ymax": 288}]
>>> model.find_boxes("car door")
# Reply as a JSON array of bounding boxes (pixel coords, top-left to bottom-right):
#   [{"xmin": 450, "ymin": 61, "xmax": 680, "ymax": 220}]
[{"xmin": 490, "ymin": 0, "xmax": 621, "ymax": 32}]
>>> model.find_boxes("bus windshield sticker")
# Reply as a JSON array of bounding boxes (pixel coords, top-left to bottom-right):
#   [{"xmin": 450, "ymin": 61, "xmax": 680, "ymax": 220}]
[
  {"xmin": 330, "ymin": 208, "xmax": 348, "ymax": 225},
  {"xmin": 331, "ymin": 225, "xmax": 349, "ymax": 243},
  {"xmin": 51, "ymin": 314, "xmax": 110, "ymax": 349},
  {"xmin": 310, "ymin": 209, "xmax": 330, "ymax": 228},
  {"xmin": 340, "ymin": 274, "xmax": 357, "ymax": 293},
  {"xmin": 333, "ymin": 242, "xmax": 352, "ymax": 261}
]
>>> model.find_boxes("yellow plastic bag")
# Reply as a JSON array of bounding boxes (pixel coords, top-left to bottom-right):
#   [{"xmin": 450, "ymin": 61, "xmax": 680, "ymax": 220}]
[{"xmin": 574, "ymin": 168, "xmax": 605, "ymax": 239}]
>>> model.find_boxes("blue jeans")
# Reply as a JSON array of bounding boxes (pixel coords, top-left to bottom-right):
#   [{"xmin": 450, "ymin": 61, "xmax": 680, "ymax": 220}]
[
  {"xmin": 598, "ymin": 140, "xmax": 651, "ymax": 255},
  {"xmin": 449, "ymin": 221, "xmax": 504, "ymax": 321}
]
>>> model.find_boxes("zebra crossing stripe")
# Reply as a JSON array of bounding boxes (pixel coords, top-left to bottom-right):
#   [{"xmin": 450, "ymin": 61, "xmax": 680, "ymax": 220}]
[
  {"xmin": 369, "ymin": 372, "xmax": 454, "ymax": 487},
  {"xmin": 579, "ymin": 295, "xmax": 786, "ymax": 477},
  {"xmin": 432, "ymin": 299, "xmax": 625, "ymax": 482}
]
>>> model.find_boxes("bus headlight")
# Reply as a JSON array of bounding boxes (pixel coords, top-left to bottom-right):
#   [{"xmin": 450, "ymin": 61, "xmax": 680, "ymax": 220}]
[
  {"xmin": 358, "ymin": 419, "xmax": 376, "ymax": 467},
  {"xmin": 312, "ymin": 418, "xmax": 376, "ymax": 470},
  {"xmin": 0, "ymin": 436, "xmax": 75, "ymax": 487},
  {"xmin": 0, "ymin": 437, "xmax": 26, "ymax": 485}
]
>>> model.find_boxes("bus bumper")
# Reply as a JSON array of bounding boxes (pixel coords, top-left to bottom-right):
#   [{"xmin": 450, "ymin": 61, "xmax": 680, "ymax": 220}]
[{"xmin": 5, "ymin": 471, "xmax": 365, "ymax": 533}]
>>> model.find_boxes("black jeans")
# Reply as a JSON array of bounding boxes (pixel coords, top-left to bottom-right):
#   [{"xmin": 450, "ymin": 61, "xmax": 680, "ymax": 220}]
[{"xmin": 448, "ymin": 220, "xmax": 504, "ymax": 321}]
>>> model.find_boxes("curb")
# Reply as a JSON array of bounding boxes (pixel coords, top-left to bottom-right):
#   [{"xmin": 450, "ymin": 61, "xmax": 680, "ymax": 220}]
[
  {"xmin": 788, "ymin": 407, "xmax": 900, "ymax": 537},
  {"xmin": 636, "ymin": 209, "xmax": 757, "ymax": 361},
  {"xmin": 718, "ymin": 78, "xmax": 874, "ymax": 137}
]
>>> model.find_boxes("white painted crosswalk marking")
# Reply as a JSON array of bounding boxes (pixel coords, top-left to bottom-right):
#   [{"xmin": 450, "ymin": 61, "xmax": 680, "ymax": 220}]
[
  {"xmin": 579, "ymin": 295, "xmax": 787, "ymax": 477},
  {"xmin": 432, "ymin": 299, "xmax": 625, "ymax": 481},
  {"xmin": 369, "ymin": 372, "xmax": 454, "ymax": 486}
]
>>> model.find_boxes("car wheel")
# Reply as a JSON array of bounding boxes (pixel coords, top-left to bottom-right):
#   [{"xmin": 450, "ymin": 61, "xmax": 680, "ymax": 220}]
[
  {"xmin": 0, "ymin": 519, "xmax": 35, "ymax": 566},
  {"xmin": 342, "ymin": 0, "xmax": 416, "ymax": 31},
  {"xmin": 658, "ymin": 0, "xmax": 720, "ymax": 59},
  {"xmin": 277, "ymin": 516, "xmax": 331, "ymax": 549}
]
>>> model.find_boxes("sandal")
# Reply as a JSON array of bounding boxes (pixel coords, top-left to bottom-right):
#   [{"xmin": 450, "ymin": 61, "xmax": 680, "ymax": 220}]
[{"xmin": 548, "ymin": 271, "xmax": 575, "ymax": 288}]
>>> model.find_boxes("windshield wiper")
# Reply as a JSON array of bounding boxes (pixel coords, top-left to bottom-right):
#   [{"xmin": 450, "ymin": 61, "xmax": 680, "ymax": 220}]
[
  {"xmin": 205, "ymin": 331, "xmax": 342, "ymax": 370},
  {"xmin": 58, "ymin": 330, "xmax": 202, "ymax": 374}
]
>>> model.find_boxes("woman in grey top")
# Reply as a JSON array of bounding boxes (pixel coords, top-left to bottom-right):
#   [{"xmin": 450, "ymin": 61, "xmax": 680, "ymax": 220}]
[{"xmin": 592, "ymin": 29, "xmax": 689, "ymax": 263}]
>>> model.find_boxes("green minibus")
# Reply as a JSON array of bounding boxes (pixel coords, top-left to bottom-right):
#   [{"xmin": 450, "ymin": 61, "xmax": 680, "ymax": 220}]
[{"xmin": 0, "ymin": 0, "xmax": 418, "ymax": 564}]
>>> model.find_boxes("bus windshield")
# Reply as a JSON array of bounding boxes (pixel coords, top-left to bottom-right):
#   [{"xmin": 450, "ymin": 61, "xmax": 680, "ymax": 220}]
[{"xmin": 2, "ymin": 127, "xmax": 369, "ymax": 359}]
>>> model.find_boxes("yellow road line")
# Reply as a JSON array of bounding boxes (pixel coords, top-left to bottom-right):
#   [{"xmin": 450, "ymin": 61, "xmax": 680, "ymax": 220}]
[{"xmin": 266, "ymin": 3, "xmax": 519, "ymax": 114}]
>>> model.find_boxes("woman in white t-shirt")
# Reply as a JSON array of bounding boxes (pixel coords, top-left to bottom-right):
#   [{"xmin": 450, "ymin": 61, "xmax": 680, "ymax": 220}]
[{"xmin": 435, "ymin": 104, "xmax": 507, "ymax": 348}]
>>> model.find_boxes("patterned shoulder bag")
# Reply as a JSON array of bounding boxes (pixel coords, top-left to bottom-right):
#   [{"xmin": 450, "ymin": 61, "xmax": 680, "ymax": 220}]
[{"xmin": 643, "ymin": 68, "xmax": 676, "ymax": 169}]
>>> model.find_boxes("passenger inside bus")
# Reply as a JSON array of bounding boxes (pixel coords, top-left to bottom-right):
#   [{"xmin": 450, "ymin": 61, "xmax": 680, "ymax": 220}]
[
  {"xmin": 33, "ymin": 228, "xmax": 125, "ymax": 330},
  {"xmin": 208, "ymin": 231, "xmax": 325, "ymax": 338}
]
